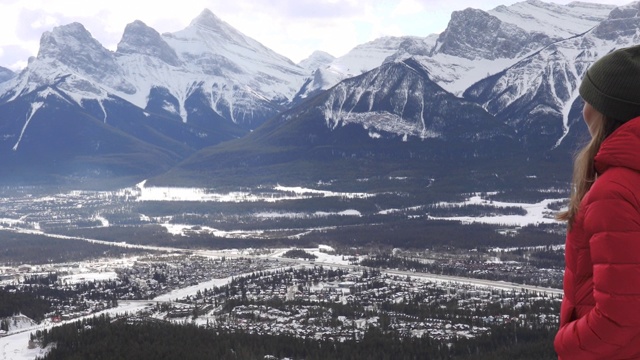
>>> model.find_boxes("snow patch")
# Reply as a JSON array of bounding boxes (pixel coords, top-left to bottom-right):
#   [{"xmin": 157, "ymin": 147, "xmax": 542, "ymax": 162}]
[
  {"xmin": 428, "ymin": 194, "xmax": 563, "ymax": 226},
  {"xmin": 12, "ymin": 102, "xmax": 44, "ymax": 151}
]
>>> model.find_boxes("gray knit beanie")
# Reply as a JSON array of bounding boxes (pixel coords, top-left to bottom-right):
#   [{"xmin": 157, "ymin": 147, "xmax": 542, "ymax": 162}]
[{"xmin": 579, "ymin": 44, "xmax": 640, "ymax": 122}]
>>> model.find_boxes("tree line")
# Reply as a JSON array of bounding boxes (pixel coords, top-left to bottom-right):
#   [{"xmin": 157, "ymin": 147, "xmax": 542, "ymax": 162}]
[
  {"xmin": 33, "ymin": 314, "xmax": 558, "ymax": 359},
  {"xmin": 0, "ymin": 291, "xmax": 50, "ymax": 322}
]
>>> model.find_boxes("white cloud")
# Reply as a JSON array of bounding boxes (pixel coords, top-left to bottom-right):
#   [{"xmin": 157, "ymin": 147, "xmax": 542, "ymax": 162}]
[{"xmin": 392, "ymin": 0, "xmax": 426, "ymax": 17}]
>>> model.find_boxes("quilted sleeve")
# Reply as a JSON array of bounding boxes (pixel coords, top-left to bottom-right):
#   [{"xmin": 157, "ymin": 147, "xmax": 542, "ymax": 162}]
[{"xmin": 555, "ymin": 176, "xmax": 640, "ymax": 359}]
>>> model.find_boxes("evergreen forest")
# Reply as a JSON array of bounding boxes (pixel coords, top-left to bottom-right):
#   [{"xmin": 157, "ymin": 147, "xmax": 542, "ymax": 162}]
[{"xmin": 34, "ymin": 314, "xmax": 558, "ymax": 360}]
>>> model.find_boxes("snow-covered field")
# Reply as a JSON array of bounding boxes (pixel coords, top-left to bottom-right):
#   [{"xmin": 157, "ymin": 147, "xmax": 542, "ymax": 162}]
[
  {"xmin": 135, "ymin": 181, "xmax": 374, "ymax": 203},
  {"xmin": 428, "ymin": 193, "xmax": 563, "ymax": 226},
  {"xmin": 137, "ymin": 184, "xmax": 562, "ymax": 231},
  {"xmin": 0, "ymin": 181, "xmax": 565, "ymax": 242},
  {"xmin": 59, "ymin": 271, "xmax": 118, "ymax": 285}
]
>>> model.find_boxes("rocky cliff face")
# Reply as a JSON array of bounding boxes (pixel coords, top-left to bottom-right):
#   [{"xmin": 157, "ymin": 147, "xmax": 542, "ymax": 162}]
[
  {"xmin": 434, "ymin": 8, "xmax": 551, "ymax": 60},
  {"xmin": 593, "ymin": 2, "xmax": 640, "ymax": 40}
]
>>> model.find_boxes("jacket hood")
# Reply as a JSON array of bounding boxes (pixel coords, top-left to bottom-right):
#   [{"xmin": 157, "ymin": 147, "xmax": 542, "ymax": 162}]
[{"xmin": 595, "ymin": 116, "xmax": 640, "ymax": 174}]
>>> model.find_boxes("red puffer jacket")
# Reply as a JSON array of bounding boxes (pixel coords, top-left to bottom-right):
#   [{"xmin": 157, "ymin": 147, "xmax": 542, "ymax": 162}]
[{"xmin": 555, "ymin": 116, "xmax": 640, "ymax": 359}]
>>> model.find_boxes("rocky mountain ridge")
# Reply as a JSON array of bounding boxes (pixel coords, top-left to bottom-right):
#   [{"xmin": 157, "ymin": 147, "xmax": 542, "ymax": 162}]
[{"xmin": 0, "ymin": 0, "xmax": 637, "ymax": 189}]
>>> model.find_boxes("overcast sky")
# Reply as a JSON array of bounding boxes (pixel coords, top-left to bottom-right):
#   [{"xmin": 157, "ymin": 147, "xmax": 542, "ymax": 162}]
[{"xmin": 0, "ymin": 0, "xmax": 632, "ymax": 71}]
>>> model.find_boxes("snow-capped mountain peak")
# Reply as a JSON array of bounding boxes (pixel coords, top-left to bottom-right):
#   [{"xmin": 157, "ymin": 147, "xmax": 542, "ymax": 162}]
[
  {"xmin": 117, "ymin": 20, "xmax": 181, "ymax": 66},
  {"xmin": 190, "ymin": 8, "xmax": 223, "ymax": 26},
  {"xmin": 38, "ymin": 22, "xmax": 121, "ymax": 78},
  {"xmin": 0, "ymin": 1, "xmax": 635, "ymax": 185},
  {"xmin": 186, "ymin": 9, "xmax": 253, "ymax": 48},
  {"xmin": 488, "ymin": 0, "xmax": 615, "ymax": 39},
  {"xmin": 3, "ymin": 21, "xmax": 136, "ymax": 102},
  {"xmin": 461, "ymin": 1, "xmax": 640, "ymax": 150},
  {"xmin": 294, "ymin": 36, "xmax": 428, "ymax": 101},
  {"xmin": 298, "ymin": 51, "xmax": 335, "ymax": 73},
  {"xmin": 434, "ymin": 7, "xmax": 551, "ymax": 60},
  {"xmin": 0, "ymin": 9, "xmax": 313, "ymax": 181}
]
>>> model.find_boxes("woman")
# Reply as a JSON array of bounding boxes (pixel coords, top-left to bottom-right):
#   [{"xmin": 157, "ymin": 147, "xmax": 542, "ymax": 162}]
[{"xmin": 555, "ymin": 45, "xmax": 640, "ymax": 359}]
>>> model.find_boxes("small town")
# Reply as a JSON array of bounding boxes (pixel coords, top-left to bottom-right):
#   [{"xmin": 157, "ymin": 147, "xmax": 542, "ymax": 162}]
[
  {"xmin": 1, "ymin": 251, "xmax": 560, "ymax": 348},
  {"xmin": 162, "ymin": 263, "xmax": 559, "ymax": 342}
]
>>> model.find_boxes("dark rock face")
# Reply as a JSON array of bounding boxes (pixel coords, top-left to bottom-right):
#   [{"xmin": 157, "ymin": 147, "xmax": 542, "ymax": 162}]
[
  {"xmin": 435, "ymin": 8, "xmax": 552, "ymax": 60},
  {"xmin": 593, "ymin": 3, "xmax": 640, "ymax": 40}
]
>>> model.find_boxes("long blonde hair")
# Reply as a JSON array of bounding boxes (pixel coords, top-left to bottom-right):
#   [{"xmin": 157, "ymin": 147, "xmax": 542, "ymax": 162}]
[{"xmin": 557, "ymin": 113, "xmax": 623, "ymax": 228}]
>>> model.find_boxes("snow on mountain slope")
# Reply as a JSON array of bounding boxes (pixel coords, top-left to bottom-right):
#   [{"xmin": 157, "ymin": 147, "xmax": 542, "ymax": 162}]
[
  {"xmin": 488, "ymin": 0, "xmax": 615, "ymax": 39},
  {"xmin": 0, "ymin": 9, "xmax": 307, "ymax": 128},
  {"xmin": 145, "ymin": 10, "xmax": 307, "ymax": 124},
  {"xmin": 329, "ymin": 36, "xmax": 424, "ymax": 79},
  {"xmin": 0, "ymin": 22, "xmax": 130, "ymax": 124},
  {"xmin": 114, "ymin": 18, "xmax": 280, "ymax": 125},
  {"xmin": 463, "ymin": 4, "xmax": 640, "ymax": 149},
  {"xmin": 297, "ymin": 51, "xmax": 335, "ymax": 73},
  {"xmin": 117, "ymin": 20, "xmax": 181, "ymax": 66},
  {"xmin": 37, "ymin": 23, "xmax": 134, "ymax": 94},
  {"xmin": 296, "ymin": 36, "xmax": 433, "ymax": 100},
  {"xmin": 319, "ymin": 58, "xmax": 509, "ymax": 142},
  {"xmin": 416, "ymin": 54, "xmax": 520, "ymax": 96},
  {"xmin": 0, "ymin": 8, "xmax": 313, "ymax": 183},
  {"xmin": 291, "ymin": 0, "xmax": 623, "ymax": 153},
  {"xmin": 299, "ymin": 1, "xmax": 612, "ymax": 99},
  {"xmin": 164, "ymin": 10, "xmax": 306, "ymax": 103},
  {"xmin": 322, "ymin": 60, "xmax": 441, "ymax": 140},
  {"xmin": 417, "ymin": 0, "xmax": 612, "ymax": 95}
]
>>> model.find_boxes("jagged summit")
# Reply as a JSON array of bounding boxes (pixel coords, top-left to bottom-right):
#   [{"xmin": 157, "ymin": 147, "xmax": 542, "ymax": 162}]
[
  {"xmin": 294, "ymin": 36, "xmax": 423, "ymax": 101},
  {"xmin": 190, "ymin": 9, "xmax": 225, "ymax": 28},
  {"xmin": 38, "ymin": 22, "xmax": 114, "ymax": 68},
  {"xmin": 35, "ymin": 22, "xmax": 135, "ymax": 95},
  {"xmin": 117, "ymin": 20, "xmax": 181, "ymax": 66},
  {"xmin": 434, "ymin": 8, "xmax": 550, "ymax": 60},
  {"xmin": 180, "ymin": 8, "xmax": 254, "ymax": 48}
]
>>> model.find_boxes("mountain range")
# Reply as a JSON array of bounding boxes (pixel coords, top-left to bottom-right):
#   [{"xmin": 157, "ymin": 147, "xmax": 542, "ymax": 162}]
[{"xmin": 0, "ymin": 0, "xmax": 638, "ymax": 192}]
